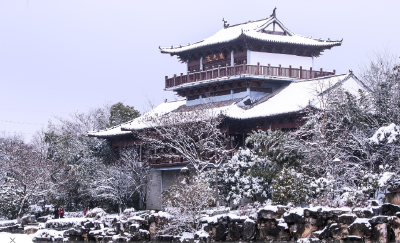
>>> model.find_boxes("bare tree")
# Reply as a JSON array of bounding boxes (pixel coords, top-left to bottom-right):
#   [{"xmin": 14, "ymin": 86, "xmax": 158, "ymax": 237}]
[
  {"xmin": 138, "ymin": 105, "xmax": 233, "ymax": 204},
  {"xmin": 91, "ymin": 148, "xmax": 150, "ymax": 214},
  {"xmin": 0, "ymin": 134, "xmax": 58, "ymax": 222}
]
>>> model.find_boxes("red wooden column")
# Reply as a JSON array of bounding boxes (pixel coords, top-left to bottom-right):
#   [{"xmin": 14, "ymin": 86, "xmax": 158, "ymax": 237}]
[
  {"xmin": 173, "ymin": 74, "xmax": 176, "ymax": 86},
  {"xmin": 243, "ymin": 60, "xmax": 247, "ymax": 74},
  {"xmin": 257, "ymin": 62, "xmax": 260, "ymax": 75},
  {"xmin": 268, "ymin": 64, "xmax": 270, "ymax": 76},
  {"xmin": 180, "ymin": 73, "xmax": 183, "ymax": 85},
  {"xmin": 310, "ymin": 67, "xmax": 313, "ymax": 79},
  {"xmin": 289, "ymin": 65, "xmax": 292, "ymax": 78},
  {"xmin": 218, "ymin": 65, "xmax": 220, "ymax": 78}
]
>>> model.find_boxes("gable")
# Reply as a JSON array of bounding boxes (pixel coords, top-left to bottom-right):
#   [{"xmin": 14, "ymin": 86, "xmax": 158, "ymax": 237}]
[{"xmin": 259, "ymin": 21, "xmax": 287, "ymax": 35}]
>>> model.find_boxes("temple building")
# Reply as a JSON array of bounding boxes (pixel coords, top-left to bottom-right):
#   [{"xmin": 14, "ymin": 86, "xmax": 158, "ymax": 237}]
[{"xmin": 89, "ymin": 10, "xmax": 367, "ymax": 210}]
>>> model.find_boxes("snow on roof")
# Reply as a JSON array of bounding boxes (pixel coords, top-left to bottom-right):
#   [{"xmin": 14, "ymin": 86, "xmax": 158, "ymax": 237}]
[
  {"xmin": 89, "ymin": 73, "xmax": 365, "ymax": 137},
  {"xmin": 160, "ymin": 16, "xmax": 342, "ymax": 55},
  {"xmin": 88, "ymin": 99, "xmax": 186, "ymax": 138},
  {"xmin": 226, "ymin": 73, "xmax": 357, "ymax": 120}
]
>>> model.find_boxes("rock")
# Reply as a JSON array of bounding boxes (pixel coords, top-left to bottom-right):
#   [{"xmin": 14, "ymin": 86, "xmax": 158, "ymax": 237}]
[
  {"xmin": 149, "ymin": 222, "xmax": 156, "ymax": 241},
  {"xmin": 311, "ymin": 225, "xmax": 331, "ymax": 240},
  {"xmin": 304, "ymin": 208, "xmax": 322, "ymax": 218},
  {"xmin": 24, "ymin": 226, "xmax": 38, "ymax": 235},
  {"xmin": 391, "ymin": 217, "xmax": 400, "ymax": 242},
  {"xmin": 381, "ymin": 203, "xmax": 400, "ymax": 216},
  {"xmin": 21, "ymin": 215, "xmax": 35, "ymax": 227},
  {"xmin": 242, "ymin": 219, "xmax": 256, "ymax": 240},
  {"xmin": 284, "ymin": 212, "xmax": 305, "ymax": 224},
  {"xmin": 373, "ymin": 223, "xmax": 389, "ymax": 243},
  {"xmin": 338, "ymin": 214, "xmax": 357, "ymax": 225},
  {"xmin": 289, "ymin": 223, "xmax": 306, "ymax": 239},
  {"xmin": 346, "ymin": 235, "xmax": 364, "ymax": 242},
  {"xmin": 227, "ymin": 222, "xmax": 241, "ymax": 240},
  {"xmin": 353, "ymin": 208, "xmax": 374, "ymax": 218},
  {"xmin": 37, "ymin": 216, "xmax": 48, "ymax": 223},
  {"xmin": 84, "ymin": 221, "xmax": 94, "ymax": 229},
  {"xmin": 301, "ymin": 223, "xmax": 318, "ymax": 238},
  {"xmin": 129, "ymin": 224, "xmax": 140, "ymax": 233},
  {"xmin": 348, "ymin": 218, "xmax": 372, "ymax": 239},
  {"xmin": 213, "ymin": 223, "xmax": 227, "ymax": 241},
  {"xmin": 370, "ymin": 216, "xmax": 391, "ymax": 225},
  {"xmin": 258, "ymin": 206, "xmax": 286, "ymax": 220},
  {"xmin": 329, "ymin": 223, "xmax": 349, "ymax": 240}
]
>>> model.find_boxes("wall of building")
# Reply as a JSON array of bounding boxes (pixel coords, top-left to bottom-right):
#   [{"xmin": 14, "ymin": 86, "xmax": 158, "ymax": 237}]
[
  {"xmin": 248, "ymin": 51, "xmax": 312, "ymax": 69},
  {"xmin": 146, "ymin": 170, "xmax": 162, "ymax": 210},
  {"xmin": 146, "ymin": 169, "xmax": 182, "ymax": 210}
]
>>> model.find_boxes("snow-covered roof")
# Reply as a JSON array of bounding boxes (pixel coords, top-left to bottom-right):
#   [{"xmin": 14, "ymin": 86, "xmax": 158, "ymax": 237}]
[
  {"xmin": 88, "ymin": 99, "xmax": 186, "ymax": 138},
  {"xmin": 227, "ymin": 73, "xmax": 365, "ymax": 120},
  {"xmin": 160, "ymin": 16, "xmax": 342, "ymax": 55},
  {"xmin": 89, "ymin": 73, "xmax": 366, "ymax": 138}
]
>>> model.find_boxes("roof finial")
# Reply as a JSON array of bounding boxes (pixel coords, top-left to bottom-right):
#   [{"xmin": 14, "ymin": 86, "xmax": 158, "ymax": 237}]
[
  {"xmin": 222, "ymin": 18, "xmax": 229, "ymax": 28},
  {"xmin": 270, "ymin": 7, "xmax": 277, "ymax": 18}
]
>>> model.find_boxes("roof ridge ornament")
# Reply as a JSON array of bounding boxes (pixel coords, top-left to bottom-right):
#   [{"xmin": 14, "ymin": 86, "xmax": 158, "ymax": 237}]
[
  {"xmin": 270, "ymin": 7, "xmax": 277, "ymax": 18},
  {"xmin": 222, "ymin": 18, "xmax": 229, "ymax": 28}
]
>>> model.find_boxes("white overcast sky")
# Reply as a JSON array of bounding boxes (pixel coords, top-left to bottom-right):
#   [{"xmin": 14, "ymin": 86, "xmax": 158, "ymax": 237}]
[{"xmin": 1, "ymin": 0, "xmax": 399, "ymax": 141}]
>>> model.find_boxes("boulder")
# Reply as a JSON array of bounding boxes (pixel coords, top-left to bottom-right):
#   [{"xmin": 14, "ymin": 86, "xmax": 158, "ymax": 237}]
[
  {"xmin": 24, "ymin": 226, "xmax": 38, "ymax": 235},
  {"xmin": 353, "ymin": 208, "xmax": 374, "ymax": 218},
  {"xmin": 370, "ymin": 216, "xmax": 391, "ymax": 225},
  {"xmin": 227, "ymin": 222, "xmax": 241, "ymax": 240},
  {"xmin": 213, "ymin": 223, "xmax": 227, "ymax": 241},
  {"xmin": 21, "ymin": 215, "xmax": 35, "ymax": 227},
  {"xmin": 381, "ymin": 203, "xmax": 400, "ymax": 216},
  {"xmin": 329, "ymin": 223, "xmax": 349, "ymax": 240},
  {"xmin": 284, "ymin": 211, "xmax": 305, "ymax": 224},
  {"xmin": 391, "ymin": 217, "xmax": 400, "ymax": 242},
  {"xmin": 338, "ymin": 214, "xmax": 357, "ymax": 225},
  {"xmin": 373, "ymin": 223, "xmax": 390, "ymax": 243},
  {"xmin": 258, "ymin": 206, "xmax": 286, "ymax": 220},
  {"xmin": 311, "ymin": 225, "xmax": 331, "ymax": 240},
  {"xmin": 348, "ymin": 218, "xmax": 372, "ymax": 239},
  {"xmin": 300, "ymin": 223, "xmax": 318, "ymax": 238},
  {"xmin": 242, "ymin": 219, "xmax": 256, "ymax": 240}
]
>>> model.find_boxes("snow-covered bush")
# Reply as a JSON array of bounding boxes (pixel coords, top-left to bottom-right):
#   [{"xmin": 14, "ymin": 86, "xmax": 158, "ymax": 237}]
[
  {"xmin": 161, "ymin": 177, "xmax": 214, "ymax": 234},
  {"xmin": 206, "ymin": 148, "xmax": 268, "ymax": 205},
  {"xmin": 272, "ymin": 168, "xmax": 310, "ymax": 206},
  {"xmin": 85, "ymin": 207, "xmax": 107, "ymax": 220}
]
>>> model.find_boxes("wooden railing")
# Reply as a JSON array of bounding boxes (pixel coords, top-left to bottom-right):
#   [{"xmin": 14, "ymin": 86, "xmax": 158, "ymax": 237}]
[{"xmin": 165, "ymin": 62, "xmax": 335, "ymax": 89}]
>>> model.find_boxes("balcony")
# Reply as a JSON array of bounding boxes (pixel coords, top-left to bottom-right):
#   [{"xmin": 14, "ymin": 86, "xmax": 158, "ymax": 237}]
[{"xmin": 165, "ymin": 62, "xmax": 335, "ymax": 89}]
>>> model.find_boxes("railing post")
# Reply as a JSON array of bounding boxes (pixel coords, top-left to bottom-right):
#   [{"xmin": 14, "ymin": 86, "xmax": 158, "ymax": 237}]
[
  {"xmin": 243, "ymin": 60, "xmax": 247, "ymax": 74},
  {"xmin": 268, "ymin": 63, "xmax": 270, "ymax": 76},
  {"xmin": 333, "ymin": 69, "xmax": 336, "ymax": 75},
  {"xmin": 320, "ymin": 68, "xmax": 323, "ymax": 78},
  {"xmin": 180, "ymin": 73, "xmax": 183, "ymax": 84},
  {"xmin": 187, "ymin": 71, "xmax": 190, "ymax": 82},
  {"xmin": 211, "ymin": 66, "xmax": 214, "ymax": 79},
  {"xmin": 257, "ymin": 62, "xmax": 260, "ymax": 75},
  {"xmin": 173, "ymin": 74, "xmax": 176, "ymax": 86},
  {"xmin": 218, "ymin": 65, "xmax": 221, "ymax": 78},
  {"xmin": 279, "ymin": 64, "xmax": 281, "ymax": 76},
  {"xmin": 234, "ymin": 63, "xmax": 236, "ymax": 75},
  {"xmin": 300, "ymin": 66, "xmax": 302, "ymax": 79},
  {"xmin": 310, "ymin": 67, "xmax": 313, "ymax": 79},
  {"xmin": 165, "ymin": 76, "xmax": 168, "ymax": 88},
  {"xmin": 226, "ymin": 63, "xmax": 229, "ymax": 77},
  {"xmin": 289, "ymin": 65, "xmax": 292, "ymax": 78}
]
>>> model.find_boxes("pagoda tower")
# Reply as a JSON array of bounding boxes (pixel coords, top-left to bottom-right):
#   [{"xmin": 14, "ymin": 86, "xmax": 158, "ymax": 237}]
[{"xmin": 160, "ymin": 9, "xmax": 342, "ymax": 106}]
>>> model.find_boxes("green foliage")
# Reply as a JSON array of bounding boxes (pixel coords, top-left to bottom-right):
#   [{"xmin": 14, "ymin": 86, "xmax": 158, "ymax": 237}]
[
  {"xmin": 109, "ymin": 102, "xmax": 140, "ymax": 127},
  {"xmin": 271, "ymin": 168, "xmax": 310, "ymax": 206}
]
